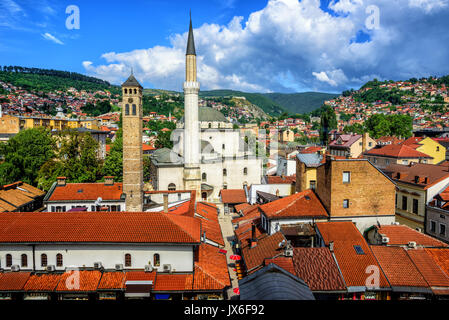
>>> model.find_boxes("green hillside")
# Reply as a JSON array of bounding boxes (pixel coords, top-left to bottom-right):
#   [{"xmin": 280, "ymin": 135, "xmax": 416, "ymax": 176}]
[
  {"xmin": 263, "ymin": 92, "xmax": 340, "ymax": 115},
  {"xmin": 199, "ymin": 89, "xmax": 286, "ymax": 116}
]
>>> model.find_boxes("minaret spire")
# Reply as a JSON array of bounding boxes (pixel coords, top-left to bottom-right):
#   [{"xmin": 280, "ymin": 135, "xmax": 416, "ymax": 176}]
[{"xmin": 186, "ymin": 12, "xmax": 196, "ymax": 56}]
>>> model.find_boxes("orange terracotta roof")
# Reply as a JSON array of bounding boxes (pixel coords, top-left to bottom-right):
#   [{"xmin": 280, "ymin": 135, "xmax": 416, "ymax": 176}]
[
  {"xmin": 364, "ymin": 144, "xmax": 431, "ymax": 159},
  {"xmin": 266, "ymin": 175, "xmax": 296, "ymax": 184},
  {"xmin": 0, "ymin": 212, "xmax": 201, "ymax": 244},
  {"xmin": 234, "ymin": 222, "xmax": 264, "ymax": 248},
  {"xmin": 24, "ymin": 273, "xmax": 62, "ymax": 292},
  {"xmin": 142, "ymin": 143, "xmax": 155, "ymax": 151},
  {"xmin": 153, "ymin": 273, "xmax": 193, "ymax": 292},
  {"xmin": 259, "ymin": 189, "xmax": 328, "ymax": 220},
  {"xmin": 384, "ymin": 163, "xmax": 449, "ymax": 189},
  {"xmin": 232, "ymin": 205, "xmax": 260, "ymax": 225},
  {"xmin": 371, "ymin": 246, "xmax": 428, "ymax": 288},
  {"xmin": 263, "ymin": 257, "xmax": 296, "ymax": 275},
  {"xmin": 241, "ymin": 232, "xmax": 286, "ymax": 273},
  {"xmin": 48, "ymin": 182, "xmax": 124, "ymax": 201},
  {"xmin": 425, "ymin": 248, "xmax": 449, "ymax": 278},
  {"xmin": 407, "ymin": 249, "xmax": 449, "ymax": 294},
  {"xmin": 219, "ymin": 189, "xmax": 247, "ymax": 204},
  {"xmin": 193, "ymin": 243, "xmax": 230, "ymax": 291},
  {"xmin": 97, "ymin": 272, "xmax": 126, "ymax": 290},
  {"xmin": 234, "ymin": 203, "xmax": 251, "ymax": 212},
  {"xmin": 376, "ymin": 225, "xmax": 448, "ymax": 247},
  {"xmin": 56, "ymin": 270, "xmax": 102, "ymax": 292},
  {"xmin": 292, "ymin": 247, "xmax": 346, "ymax": 292},
  {"xmin": 316, "ymin": 222, "xmax": 389, "ymax": 288},
  {"xmin": 300, "ymin": 146, "xmax": 322, "ymax": 154},
  {"xmin": 0, "ymin": 272, "xmax": 31, "ymax": 291}
]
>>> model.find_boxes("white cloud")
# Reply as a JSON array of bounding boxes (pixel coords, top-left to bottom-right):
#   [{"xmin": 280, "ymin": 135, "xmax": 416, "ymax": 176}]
[
  {"xmin": 82, "ymin": 0, "xmax": 449, "ymax": 93},
  {"xmin": 408, "ymin": 0, "xmax": 448, "ymax": 13},
  {"xmin": 42, "ymin": 32, "xmax": 64, "ymax": 45}
]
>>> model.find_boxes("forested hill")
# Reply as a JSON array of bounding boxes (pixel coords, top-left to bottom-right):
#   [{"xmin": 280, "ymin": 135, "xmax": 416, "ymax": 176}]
[
  {"xmin": 0, "ymin": 66, "xmax": 120, "ymax": 94},
  {"xmin": 263, "ymin": 92, "xmax": 340, "ymax": 115}
]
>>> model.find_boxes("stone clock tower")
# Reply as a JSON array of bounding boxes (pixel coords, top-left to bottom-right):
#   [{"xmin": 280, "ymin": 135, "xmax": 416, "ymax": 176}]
[{"xmin": 121, "ymin": 72, "xmax": 143, "ymax": 211}]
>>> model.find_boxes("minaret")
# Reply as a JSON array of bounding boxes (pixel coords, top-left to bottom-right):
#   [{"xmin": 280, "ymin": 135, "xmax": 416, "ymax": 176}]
[
  {"xmin": 121, "ymin": 71, "xmax": 143, "ymax": 211},
  {"xmin": 183, "ymin": 14, "xmax": 201, "ymax": 198}
]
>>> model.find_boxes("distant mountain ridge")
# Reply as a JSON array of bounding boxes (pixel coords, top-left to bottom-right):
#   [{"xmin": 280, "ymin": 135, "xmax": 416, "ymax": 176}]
[{"xmin": 263, "ymin": 92, "xmax": 340, "ymax": 115}]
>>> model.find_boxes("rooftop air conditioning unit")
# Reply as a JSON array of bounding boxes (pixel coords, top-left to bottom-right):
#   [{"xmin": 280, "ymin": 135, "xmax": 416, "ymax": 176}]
[
  {"xmin": 46, "ymin": 265, "xmax": 55, "ymax": 272},
  {"xmin": 115, "ymin": 264, "xmax": 123, "ymax": 271},
  {"xmin": 408, "ymin": 241, "xmax": 417, "ymax": 248},
  {"xmin": 381, "ymin": 236, "xmax": 390, "ymax": 244},
  {"xmin": 11, "ymin": 265, "xmax": 20, "ymax": 272},
  {"xmin": 144, "ymin": 264, "xmax": 153, "ymax": 273},
  {"xmin": 93, "ymin": 262, "xmax": 103, "ymax": 269},
  {"xmin": 284, "ymin": 247, "xmax": 293, "ymax": 257},
  {"xmin": 162, "ymin": 264, "xmax": 172, "ymax": 273}
]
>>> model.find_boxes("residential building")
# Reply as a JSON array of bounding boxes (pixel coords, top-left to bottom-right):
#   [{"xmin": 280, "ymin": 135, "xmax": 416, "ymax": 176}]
[
  {"xmin": 403, "ymin": 136, "xmax": 446, "ymax": 164},
  {"xmin": 363, "ymin": 144, "xmax": 433, "ymax": 169},
  {"xmin": 328, "ymin": 132, "xmax": 376, "ymax": 158},
  {"xmin": 295, "ymin": 153, "xmax": 322, "ymax": 192}
]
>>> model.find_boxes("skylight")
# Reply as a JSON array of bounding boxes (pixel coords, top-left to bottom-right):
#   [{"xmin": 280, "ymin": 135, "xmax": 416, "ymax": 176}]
[{"xmin": 354, "ymin": 245, "xmax": 365, "ymax": 255}]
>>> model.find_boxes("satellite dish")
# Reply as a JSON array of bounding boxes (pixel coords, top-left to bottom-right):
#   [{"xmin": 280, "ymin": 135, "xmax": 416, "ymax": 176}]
[{"xmin": 95, "ymin": 197, "xmax": 103, "ymax": 206}]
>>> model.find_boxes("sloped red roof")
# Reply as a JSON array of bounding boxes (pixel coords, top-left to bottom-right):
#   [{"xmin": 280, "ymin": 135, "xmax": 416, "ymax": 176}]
[
  {"xmin": 193, "ymin": 243, "xmax": 230, "ymax": 291},
  {"xmin": 425, "ymin": 248, "xmax": 449, "ymax": 278},
  {"xmin": 292, "ymin": 247, "xmax": 346, "ymax": 292},
  {"xmin": 259, "ymin": 189, "xmax": 328, "ymax": 220},
  {"xmin": 300, "ymin": 146, "xmax": 322, "ymax": 154},
  {"xmin": 232, "ymin": 205, "xmax": 260, "ymax": 225},
  {"xmin": 364, "ymin": 144, "xmax": 431, "ymax": 159},
  {"xmin": 153, "ymin": 273, "xmax": 193, "ymax": 292},
  {"xmin": 264, "ymin": 257, "xmax": 296, "ymax": 275},
  {"xmin": 385, "ymin": 163, "xmax": 449, "ymax": 189},
  {"xmin": 371, "ymin": 246, "xmax": 428, "ymax": 288},
  {"xmin": 0, "ymin": 272, "xmax": 31, "ymax": 291},
  {"xmin": 376, "ymin": 225, "xmax": 448, "ymax": 247},
  {"xmin": 0, "ymin": 212, "xmax": 201, "ymax": 244},
  {"xmin": 24, "ymin": 273, "xmax": 62, "ymax": 291},
  {"xmin": 219, "ymin": 189, "xmax": 247, "ymax": 204},
  {"xmin": 48, "ymin": 182, "xmax": 124, "ymax": 201},
  {"xmin": 407, "ymin": 249, "xmax": 449, "ymax": 293},
  {"xmin": 97, "ymin": 272, "xmax": 126, "ymax": 290},
  {"xmin": 56, "ymin": 270, "xmax": 102, "ymax": 292},
  {"xmin": 142, "ymin": 143, "xmax": 155, "ymax": 151},
  {"xmin": 234, "ymin": 203, "xmax": 251, "ymax": 212},
  {"xmin": 266, "ymin": 175, "xmax": 296, "ymax": 184},
  {"xmin": 241, "ymin": 232, "xmax": 286, "ymax": 273},
  {"xmin": 234, "ymin": 223, "xmax": 264, "ymax": 248}
]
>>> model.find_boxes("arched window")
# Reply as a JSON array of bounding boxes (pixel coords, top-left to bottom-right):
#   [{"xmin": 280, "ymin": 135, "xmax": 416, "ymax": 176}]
[
  {"xmin": 132, "ymin": 104, "xmax": 136, "ymax": 115},
  {"xmin": 125, "ymin": 253, "xmax": 132, "ymax": 267},
  {"xmin": 41, "ymin": 254, "xmax": 47, "ymax": 267},
  {"xmin": 6, "ymin": 254, "xmax": 12, "ymax": 267},
  {"xmin": 124, "ymin": 88, "xmax": 127, "ymax": 94},
  {"xmin": 125, "ymin": 104, "xmax": 130, "ymax": 116},
  {"xmin": 202, "ymin": 173, "xmax": 207, "ymax": 181},
  {"xmin": 134, "ymin": 88, "xmax": 137, "ymax": 94},
  {"xmin": 208, "ymin": 122, "xmax": 212, "ymax": 128},
  {"xmin": 202, "ymin": 192, "xmax": 207, "ymax": 200},
  {"xmin": 243, "ymin": 167, "xmax": 248, "ymax": 175},
  {"xmin": 223, "ymin": 169, "xmax": 227, "ymax": 176},
  {"xmin": 21, "ymin": 254, "xmax": 28, "ymax": 267},
  {"xmin": 153, "ymin": 254, "xmax": 160, "ymax": 267},
  {"xmin": 168, "ymin": 183, "xmax": 176, "ymax": 191},
  {"xmin": 56, "ymin": 253, "xmax": 63, "ymax": 267}
]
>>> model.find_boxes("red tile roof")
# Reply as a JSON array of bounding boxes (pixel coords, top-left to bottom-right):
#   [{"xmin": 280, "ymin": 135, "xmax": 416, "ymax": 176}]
[
  {"xmin": 266, "ymin": 175, "xmax": 296, "ymax": 184},
  {"xmin": 234, "ymin": 223, "xmax": 264, "ymax": 248},
  {"xmin": 0, "ymin": 272, "xmax": 31, "ymax": 291},
  {"xmin": 56, "ymin": 270, "xmax": 102, "ymax": 292},
  {"xmin": 406, "ymin": 248, "xmax": 449, "ymax": 294},
  {"xmin": 153, "ymin": 273, "xmax": 193, "ymax": 292},
  {"xmin": 232, "ymin": 205, "xmax": 260, "ymax": 225},
  {"xmin": 364, "ymin": 144, "xmax": 432, "ymax": 159},
  {"xmin": 142, "ymin": 143, "xmax": 155, "ymax": 151},
  {"xmin": 24, "ymin": 273, "xmax": 62, "ymax": 292},
  {"xmin": 384, "ymin": 163, "xmax": 449, "ymax": 189},
  {"xmin": 195, "ymin": 203, "xmax": 224, "ymax": 246},
  {"xmin": 376, "ymin": 225, "xmax": 448, "ymax": 247},
  {"xmin": 316, "ymin": 222, "xmax": 389, "ymax": 288},
  {"xmin": 193, "ymin": 243, "xmax": 230, "ymax": 291},
  {"xmin": 241, "ymin": 232, "xmax": 286, "ymax": 273},
  {"xmin": 259, "ymin": 189, "xmax": 328, "ymax": 220},
  {"xmin": 425, "ymin": 248, "xmax": 449, "ymax": 278},
  {"xmin": 219, "ymin": 189, "xmax": 247, "ymax": 204},
  {"xmin": 292, "ymin": 247, "xmax": 346, "ymax": 292},
  {"xmin": 263, "ymin": 257, "xmax": 296, "ymax": 275},
  {"xmin": 234, "ymin": 203, "xmax": 252, "ymax": 213},
  {"xmin": 0, "ymin": 212, "xmax": 201, "ymax": 244},
  {"xmin": 48, "ymin": 182, "xmax": 124, "ymax": 201},
  {"xmin": 300, "ymin": 146, "xmax": 322, "ymax": 154},
  {"xmin": 97, "ymin": 272, "xmax": 126, "ymax": 290},
  {"xmin": 371, "ymin": 246, "xmax": 428, "ymax": 288}
]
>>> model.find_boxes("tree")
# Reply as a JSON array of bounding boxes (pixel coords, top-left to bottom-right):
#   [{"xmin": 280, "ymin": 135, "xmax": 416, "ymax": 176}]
[
  {"xmin": 154, "ymin": 130, "xmax": 173, "ymax": 149},
  {"xmin": 319, "ymin": 106, "xmax": 337, "ymax": 145},
  {"xmin": 102, "ymin": 129, "xmax": 123, "ymax": 181},
  {"xmin": 0, "ymin": 128, "xmax": 54, "ymax": 186}
]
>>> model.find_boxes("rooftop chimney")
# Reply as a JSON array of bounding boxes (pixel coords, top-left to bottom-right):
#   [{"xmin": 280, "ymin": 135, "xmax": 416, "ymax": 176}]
[
  {"xmin": 250, "ymin": 224, "xmax": 257, "ymax": 248},
  {"xmin": 57, "ymin": 177, "xmax": 67, "ymax": 187},
  {"xmin": 329, "ymin": 241, "xmax": 334, "ymax": 252},
  {"xmin": 163, "ymin": 193, "xmax": 169, "ymax": 213},
  {"xmin": 104, "ymin": 176, "xmax": 114, "ymax": 186}
]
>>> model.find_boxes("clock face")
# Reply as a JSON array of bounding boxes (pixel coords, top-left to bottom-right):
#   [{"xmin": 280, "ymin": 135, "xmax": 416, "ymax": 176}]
[{"xmin": 128, "ymin": 98, "xmax": 133, "ymax": 103}]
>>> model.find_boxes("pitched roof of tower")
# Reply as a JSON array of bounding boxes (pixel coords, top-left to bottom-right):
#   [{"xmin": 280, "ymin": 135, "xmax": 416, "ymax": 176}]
[
  {"xmin": 121, "ymin": 73, "xmax": 143, "ymax": 88},
  {"xmin": 186, "ymin": 14, "xmax": 196, "ymax": 55}
]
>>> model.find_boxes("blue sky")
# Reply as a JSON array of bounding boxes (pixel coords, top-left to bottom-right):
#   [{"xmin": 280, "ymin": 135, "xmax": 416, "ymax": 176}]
[{"xmin": 1, "ymin": 0, "xmax": 449, "ymax": 93}]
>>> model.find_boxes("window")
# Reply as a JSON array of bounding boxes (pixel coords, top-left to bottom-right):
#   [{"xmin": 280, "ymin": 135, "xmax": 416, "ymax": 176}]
[
  {"xmin": 125, "ymin": 104, "xmax": 129, "ymax": 116},
  {"xmin": 343, "ymin": 171, "xmax": 350, "ymax": 183},
  {"xmin": 134, "ymin": 89, "xmax": 137, "ymax": 94},
  {"xmin": 21, "ymin": 254, "xmax": 28, "ymax": 267},
  {"xmin": 412, "ymin": 199, "xmax": 419, "ymax": 214},
  {"xmin": 222, "ymin": 144, "xmax": 225, "ymax": 150},
  {"xmin": 56, "ymin": 253, "xmax": 63, "ymax": 267},
  {"xmin": 354, "ymin": 245, "xmax": 365, "ymax": 255},
  {"xmin": 440, "ymin": 224, "xmax": 446, "ymax": 236},
  {"xmin": 430, "ymin": 220, "xmax": 436, "ymax": 233},
  {"xmin": 369, "ymin": 142, "xmax": 372, "ymax": 147},
  {"xmin": 208, "ymin": 123, "xmax": 212, "ymax": 128},
  {"xmin": 309, "ymin": 180, "xmax": 316, "ymax": 190},
  {"xmin": 385, "ymin": 159, "xmax": 390, "ymax": 165},
  {"xmin": 168, "ymin": 183, "xmax": 176, "ymax": 191},
  {"xmin": 223, "ymin": 169, "xmax": 227, "ymax": 176},
  {"xmin": 437, "ymin": 146, "xmax": 440, "ymax": 152},
  {"xmin": 343, "ymin": 199, "xmax": 350, "ymax": 208},
  {"xmin": 125, "ymin": 253, "xmax": 132, "ymax": 267},
  {"xmin": 202, "ymin": 192, "xmax": 207, "ymax": 200},
  {"xmin": 402, "ymin": 160, "xmax": 408, "ymax": 165},
  {"xmin": 154, "ymin": 254, "xmax": 160, "ymax": 267},
  {"xmin": 41, "ymin": 254, "xmax": 47, "ymax": 267},
  {"xmin": 124, "ymin": 88, "xmax": 127, "ymax": 94},
  {"xmin": 132, "ymin": 104, "xmax": 136, "ymax": 115},
  {"xmin": 243, "ymin": 167, "xmax": 248, "ymax": 175},
  {"xmin": 202, "ymin": 173, "xmax": 207, "ymax": 181},
  {"xmin": 402, "ymin": 196, "xmax": 408, "ymax": 211},
  {"xmin": 6, "ymin": 254, "xmax": 12, "ymax": 267}
]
